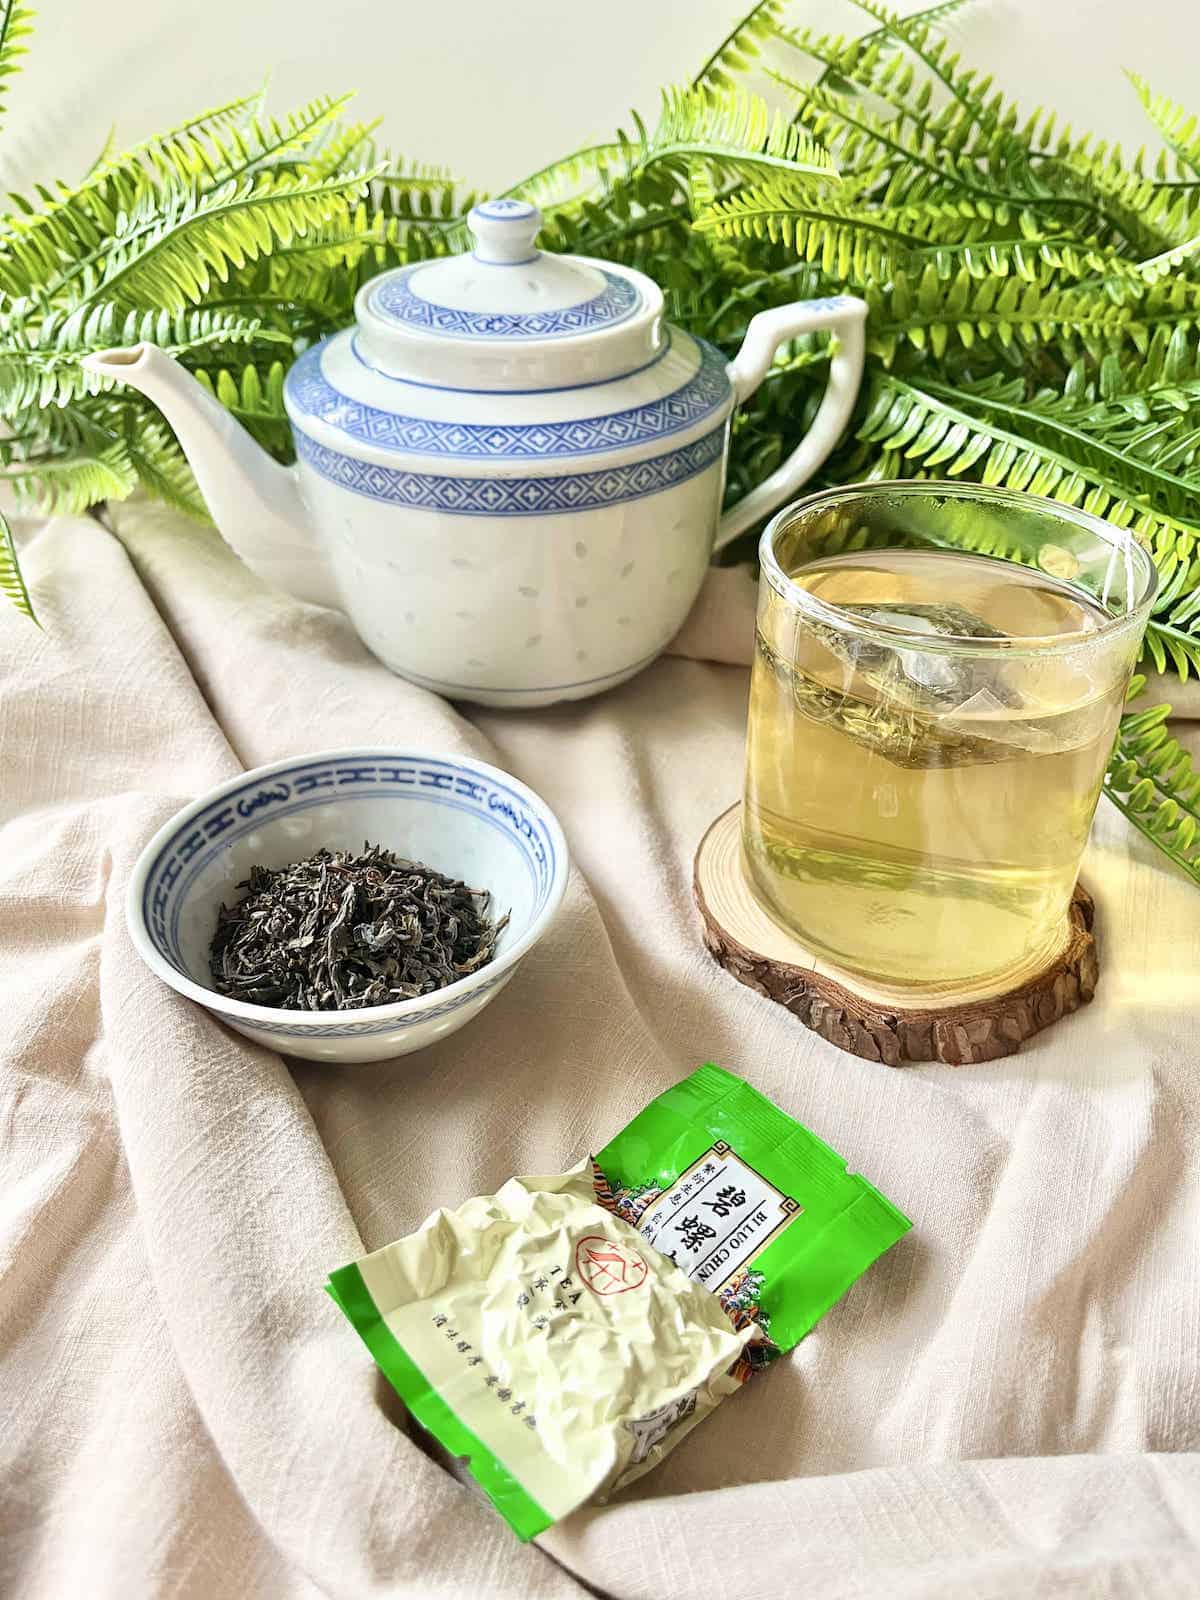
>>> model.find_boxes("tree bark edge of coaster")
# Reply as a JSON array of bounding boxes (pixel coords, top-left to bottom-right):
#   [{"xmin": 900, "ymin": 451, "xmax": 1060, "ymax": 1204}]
[{"xmin": 694, "ymin": 805, "xmax": 1097, "ymax": 1067}]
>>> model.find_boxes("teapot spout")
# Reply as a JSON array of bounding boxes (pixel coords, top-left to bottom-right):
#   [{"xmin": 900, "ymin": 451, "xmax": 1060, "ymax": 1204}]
[{"xmin": 83, "ymin": 342, "xmax": 335, "ymax": 608}]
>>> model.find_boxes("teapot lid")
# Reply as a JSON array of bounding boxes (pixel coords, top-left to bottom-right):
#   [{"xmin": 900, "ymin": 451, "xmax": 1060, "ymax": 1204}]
[{"xmin": 353, "ymin": 200, "xmax": 664, "ymax": 392}]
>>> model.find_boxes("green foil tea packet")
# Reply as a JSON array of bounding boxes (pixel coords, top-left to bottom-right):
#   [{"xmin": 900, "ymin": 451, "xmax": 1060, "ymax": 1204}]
[
  {"xmin": 326, "ymin": 1065, "xmax": 910, "ymax": 1540},
  {"xmin": 594, "ymin": 1064, "xmax": 910, "ymax": 1359},
  {"xmin": 326, "ymin": 1164, "xmax": 755, "ymax": 1541}
]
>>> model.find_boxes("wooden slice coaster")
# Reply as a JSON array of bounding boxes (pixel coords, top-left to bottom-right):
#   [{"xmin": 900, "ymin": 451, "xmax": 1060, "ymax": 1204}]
[{"xmin": 694, "ymin": 805, "xmax": 1098, "ymax": 1067}]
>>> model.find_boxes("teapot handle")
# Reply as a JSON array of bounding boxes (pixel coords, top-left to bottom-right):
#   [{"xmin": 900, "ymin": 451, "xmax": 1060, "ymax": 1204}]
[{"xmin": 712, "ymin": 295, "xmax": 868, "ymax": 554}]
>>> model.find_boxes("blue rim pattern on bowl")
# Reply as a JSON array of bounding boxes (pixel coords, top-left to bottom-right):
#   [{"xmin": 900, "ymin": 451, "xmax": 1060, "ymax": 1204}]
[
  {"xmin": 285, "ymin": 336, "xmax": 730, "ymax": 459},
  {"xmin": 140, "ymin": 754, "xmax": 561, "ymax": 1039},
  {"xmin": 221, "ymin": 969, "xmax": 513, "ymax": 1037}
]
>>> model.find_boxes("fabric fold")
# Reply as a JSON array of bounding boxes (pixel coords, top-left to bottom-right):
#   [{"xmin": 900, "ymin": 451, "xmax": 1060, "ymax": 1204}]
[{"xmin": 1, "ymin": 505, "xmax": 1198, "ymax": 1599}]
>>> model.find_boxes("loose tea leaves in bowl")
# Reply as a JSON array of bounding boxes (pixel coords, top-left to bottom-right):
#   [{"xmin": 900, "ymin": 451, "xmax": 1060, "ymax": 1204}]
[{"xmin": 209, "ymin": 842, "xmax": 508, "ymax": 1011}]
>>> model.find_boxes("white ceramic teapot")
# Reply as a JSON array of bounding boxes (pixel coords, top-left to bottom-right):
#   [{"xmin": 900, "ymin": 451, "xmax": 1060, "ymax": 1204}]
[{"xmin": 87, "ymin": 199, "xmax": 866, "ymax": 707}]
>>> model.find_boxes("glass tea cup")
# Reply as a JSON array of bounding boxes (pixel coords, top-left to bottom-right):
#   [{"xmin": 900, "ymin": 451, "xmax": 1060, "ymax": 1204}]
[{"xmin": 742, "ymin": 482, "xmax": 1157, "ymax": 989}]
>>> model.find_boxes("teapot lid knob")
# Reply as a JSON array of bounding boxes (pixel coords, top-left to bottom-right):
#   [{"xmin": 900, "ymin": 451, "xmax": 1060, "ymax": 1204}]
[{"xmin": 468, "ymin": 198, "xmax": 542, "ymax": 265}]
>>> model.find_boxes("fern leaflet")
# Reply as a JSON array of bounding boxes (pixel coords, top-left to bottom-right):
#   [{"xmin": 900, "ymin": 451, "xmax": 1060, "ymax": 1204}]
[
  {"xmin": 0, "ymin": 507, "xmax": 37, "ymax": 624},
  {"xmin": 693, "ymin": 0, "xmax": 787, "ymax": 95},
  {"xmin": 1107, "ymin": 679, "xmax": 1200, "ymax": 881}
]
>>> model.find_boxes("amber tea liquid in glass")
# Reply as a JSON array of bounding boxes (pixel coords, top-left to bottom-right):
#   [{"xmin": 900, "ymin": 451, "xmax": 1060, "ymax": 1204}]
[{"xmin": 744, "ymin": 546, "xmax": 1136, "ymax": 988}]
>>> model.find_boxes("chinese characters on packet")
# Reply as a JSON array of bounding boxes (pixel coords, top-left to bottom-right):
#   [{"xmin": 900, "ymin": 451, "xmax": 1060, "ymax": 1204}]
[
  {"xmin": 676, "ymin": 1184, "xmax": 749, "ymax": 1252},
  {"xmin": 429, "ymin": 1265, "xmax": 590, "ymax": 1430},
  {"xmin": 514, "ymin": 1263, "xmax": 583, "ymax": 1326},
  {"xmin": 431, "ymin": 1311, "xmax": 539, "ymax": 1429}
]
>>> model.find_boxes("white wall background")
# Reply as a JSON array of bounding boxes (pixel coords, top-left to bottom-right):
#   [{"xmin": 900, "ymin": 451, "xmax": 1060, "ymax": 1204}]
[{"xmin": 1, "ymin": 0, "xmax": 1198, "ymax": 195}]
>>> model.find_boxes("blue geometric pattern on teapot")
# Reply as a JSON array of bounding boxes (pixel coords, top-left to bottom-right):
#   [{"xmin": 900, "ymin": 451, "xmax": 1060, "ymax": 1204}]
[
  {"xmin": 294, "ymin": 424, "xmax": 725, "ymax": 515},
  {"xmin": 286, "ymin": 337, "xmax": 730, "ymax": 459},
  {"xmin": 368, "ymin": 266, "xmax": 640, "ymax": 339}
]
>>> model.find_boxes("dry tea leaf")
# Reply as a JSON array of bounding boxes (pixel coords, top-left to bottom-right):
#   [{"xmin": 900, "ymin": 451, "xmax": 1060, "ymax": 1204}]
[{"xmin": 210, "ymin": 842, "xmax": 507, "ymax": 1011}]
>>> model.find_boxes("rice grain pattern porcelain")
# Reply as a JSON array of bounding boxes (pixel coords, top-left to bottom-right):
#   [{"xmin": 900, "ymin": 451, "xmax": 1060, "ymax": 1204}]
[
  {"xmin": 86, "ymin": 200, "xmax": 867, "ymax": 707},
  {"xmin": 126, "ymin": 748, "xmax": 569, "ymax": 1064}
]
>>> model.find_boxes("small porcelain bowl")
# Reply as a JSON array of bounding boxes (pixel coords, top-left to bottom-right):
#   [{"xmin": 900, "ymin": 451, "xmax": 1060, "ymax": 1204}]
[{"xmin": 126, "ymin": 747, "xmax": 569, "ymax": 1063}]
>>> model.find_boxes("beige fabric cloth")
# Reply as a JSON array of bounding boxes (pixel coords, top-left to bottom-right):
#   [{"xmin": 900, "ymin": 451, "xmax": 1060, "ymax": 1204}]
[{"xmin": 2, "ymin": 504, "xmax": 1199, "ymax": 1600}]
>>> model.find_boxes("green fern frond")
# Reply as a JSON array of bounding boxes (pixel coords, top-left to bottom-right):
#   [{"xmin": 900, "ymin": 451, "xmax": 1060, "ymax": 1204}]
[
  {"xmin": 0, "ymin": 439, "xmax": 136, "ymax": 516},
  {"xmin": 1135, "ymin": 234, "xmax": 1200, "ymax": 284},
  {"xmin": 0, "ymin": 306, "xmax": 284, "ymax": 409},
  {"xmin": 697, "ymin": 177, "xmax": 1127, "ymax": 288},
  {"xmin": 1114, "ymin": 170, "xmax": 1200, "ymax": 262},
  {"xmin": 252, "ymin": 204, "xmax": 452, "ymax": 290},
  {"xmin": 1143, "ymin": 620, "xmax": 1200, "ymax": 680},
  {"xmin": 19, "ymin": 398, "xmax": 211, "ymax": 520},
  {"xmin": 370, "ymin": 155, "xmax": 463, "ymax": 218},
  {"xmin": 864, "ymin": 263, "xmax": 1134, "ymax": 364},
  {"xmin": 71, "ymin": 167, "xmax": 379, "ymax": 314},
  {"xmin": 0, "ymin": 163, "xmax": 152, "ymax": 302},
  {"xmin": 0, "ymin": 0, "xmax": 33, "ymax": 126},
  {"xmin": 775, "ymin": 21, "xmax": 948, "ymax": 130},
  {"xmin": 1105, "ymin": 321, "xmax": 1200, "ymax": 393},
  {"xmin": 1107, "ymin": 681, "xmax": 1200, "ymax": 881},
  {"xmin": 631, "ymin": 85, "xmax": 838, "ymax": 185},
  {"xmin": 774, "ymin": 23, "xmax": 909, "ymax": 107},
  {"xmin": 195, "ymin": 357, "xmax": 286, "ymax": 415},
  {"xmin": 1139, "ymin": 542, "xmax": 1200, "ymax": 677},
  {"xmin": 776, "ymin": 67, "xmax": 1136, "ymax": 235},
  {"xmin": 1127, "ymin": 73, "xmax": 1200, "ymax": 180},
  {"xmin": 115, "ymin": 411, "xmax": 208, "ymax": 520},
  {"xmin": 693, "ymin": 0, "xmax": 786, "ymax": 95},
  {"xmin": 925, "ymin": 372, "xmax": 1200, "ymax": 522},
  {"xmin": 858, "ymin": 371, "xmax": 1200, "ymax": 552},
  {"xmin": 846, "ymin": 0, "xmax": 1004, "ymax": 142},
  {"xmin": 778, "ymin": 74, "xmax": 1044, "ymax": 211},
  {"xmin": 834, "ymin": 0, "xmax": 975, "ymax": 61},
  {"xmin": 501, "ymin": 79, "xmax": 838, "ymax": 222},
  {"xmin": 775, "ymin": 0, "xmax": 975, "ymax": 96},
  {"xmin": 0, "ymin": 507, "xmax": 37, "ymax": 624},
  {"xmin": 857, "ymin": 370, "xmax": 1200, "ymax": 675},
  {"xmin": 696, "ymin": 180, "xmax": 932, "ymax": 279},
  {"xmin": 302, "ymin": 117, "xmax": 382, "ymax": 178},
  {"xmin": 1047, "ymin": 139, "xmax": 1200, "ymax": 258},
  {"xmin": 122, "ymin": 90, "xmax": 268, "ymax": 170},
  {"xmin": 192, "ymin": 358, "xmax": 289, "ymax": 454},
  {"xmin": 45, "ymin": 87, "xmax": 267, "ymax": 215},
  {"xmin": 497, "ymin": 143, "xmax": 627, "ymax": 212},
  {"xmin": 0, "ymin": 95, "xmax": 362, "ymax": 310},
  {"xmin": 142, "ymin": 94, "xmax": 356, "ymax": 189},
  {"xmin": 909, "ymin": 231, "xmax": 1124, "ymax": 283}
]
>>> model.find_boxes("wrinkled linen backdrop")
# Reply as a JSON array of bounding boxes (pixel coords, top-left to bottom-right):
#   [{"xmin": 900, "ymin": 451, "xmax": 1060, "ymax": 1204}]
[{"xmin": 2, "ymin": 503, "xmax": 1199, "ymax": 1600}]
